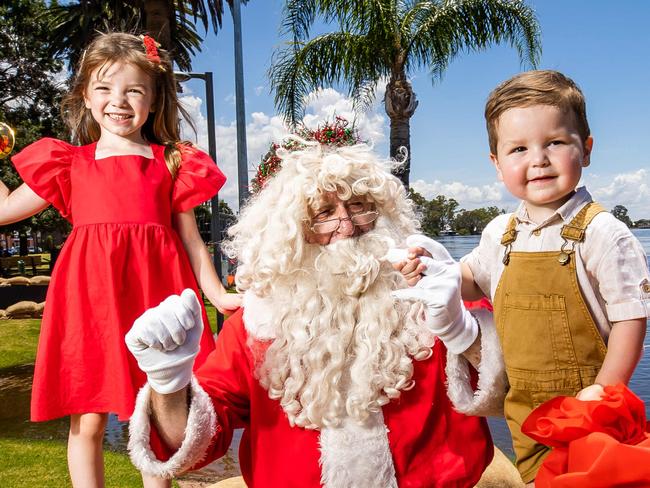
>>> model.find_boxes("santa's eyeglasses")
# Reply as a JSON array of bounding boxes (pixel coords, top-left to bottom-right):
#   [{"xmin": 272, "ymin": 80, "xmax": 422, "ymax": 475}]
[{"xmin": 309, "ymin": 210, "xmax": 379, "ymax": 234}]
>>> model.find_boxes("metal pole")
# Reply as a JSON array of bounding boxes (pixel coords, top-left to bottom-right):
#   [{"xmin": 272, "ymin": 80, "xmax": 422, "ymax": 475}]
[
  {"xmin": 203, "ymin": 72, "xmax": 225, "ymax": 331},
  {"xmin": 205, "ymin": 72, "xmax": 222, "ymax": 275},
  {"xmin": 232, "ymin": 0, "xmax": 249, "ymax": 209}
]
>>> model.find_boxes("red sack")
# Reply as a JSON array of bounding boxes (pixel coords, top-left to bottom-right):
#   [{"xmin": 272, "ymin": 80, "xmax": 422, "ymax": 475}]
[{"xmin": 522, "ymin": 383, "xmax": 650, "ymax": 487}]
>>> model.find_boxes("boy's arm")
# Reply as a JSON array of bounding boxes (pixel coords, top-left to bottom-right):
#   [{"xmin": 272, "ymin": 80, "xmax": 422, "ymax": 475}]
[
  {"xmin": 460, "ymin": 262, "xmax": 486, "ymax": 301},
  {"xmin": 578, "ymin": 318, "xmax": 646, "ymax": 400}
]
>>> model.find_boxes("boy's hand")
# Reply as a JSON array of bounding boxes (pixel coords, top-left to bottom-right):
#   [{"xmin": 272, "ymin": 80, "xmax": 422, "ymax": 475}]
[
  {"xmin": 388, "ymin": 235, "xmax": 452, "ymax": 286},
  {"xmin": 576, "ymin": 383, "xmax": 606, "ymax": 401},
  {"xmin": 125, "ymin": 289, "xmax": 203, "ymax": 394},
  {"xmin": 392, "ymin": 258, "xmax": 428, "ymax": 286}
]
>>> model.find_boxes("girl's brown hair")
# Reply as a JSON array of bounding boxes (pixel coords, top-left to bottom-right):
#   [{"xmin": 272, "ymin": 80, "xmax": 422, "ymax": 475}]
[{"xmin": 62, "ymin": 32, "xmax": 195, "ymax": 177}]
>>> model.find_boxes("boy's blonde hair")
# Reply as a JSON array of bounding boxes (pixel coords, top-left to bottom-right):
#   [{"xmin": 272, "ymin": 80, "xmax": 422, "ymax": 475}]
[
  {"xmin": 62, "ymin": 32, "xmax": 194, "ymax": 177},
  {"xmin": 485, "ymin": 70, "xmax": 590, "ymax": 154}
]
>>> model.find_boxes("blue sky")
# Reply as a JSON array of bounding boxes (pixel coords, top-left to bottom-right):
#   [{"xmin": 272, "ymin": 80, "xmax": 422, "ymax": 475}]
[{"xmin": 180, "ymin": 1, "xmax": 650, "ymax": 219}]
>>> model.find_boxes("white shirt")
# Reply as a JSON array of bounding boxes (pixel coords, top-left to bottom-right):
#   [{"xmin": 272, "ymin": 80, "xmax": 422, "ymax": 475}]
[{"xmin": 463, "ymin": 187, "xmax": 650, "ymax": 341}]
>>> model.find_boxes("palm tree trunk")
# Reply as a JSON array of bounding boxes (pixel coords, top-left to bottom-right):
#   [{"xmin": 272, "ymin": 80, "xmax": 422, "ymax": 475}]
[
  {"xmin": 143, "ymin": 0, "xmax": 172, "ymax": 49},
  {"xmin": 384, "ymin": 74, "xmax": 418, "ymax": 189}
]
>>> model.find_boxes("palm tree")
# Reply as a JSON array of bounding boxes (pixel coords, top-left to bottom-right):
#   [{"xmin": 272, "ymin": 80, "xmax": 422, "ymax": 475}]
[
  {"xmin": 270, "ymin": 0, "xmax": 541, "ymax": 187},
  {"xmin": 47, "ymin": 0, "xmax": 246, "ymax": 71}
]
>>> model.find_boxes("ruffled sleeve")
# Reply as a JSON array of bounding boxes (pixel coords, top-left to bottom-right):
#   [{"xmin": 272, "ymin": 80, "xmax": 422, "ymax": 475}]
[
  {"xmin": 11, "ymin": 138, "xmax": 73, "ymax": 221},
  {"xmin": 172, "ymin": 146, "xmax": 226, "ymax": 213}
]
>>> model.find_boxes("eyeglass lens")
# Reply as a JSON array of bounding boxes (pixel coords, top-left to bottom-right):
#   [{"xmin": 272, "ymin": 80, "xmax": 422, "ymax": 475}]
[{"xmin": 311, "ymin": 211, "xmax": 378, "ymax": 234}]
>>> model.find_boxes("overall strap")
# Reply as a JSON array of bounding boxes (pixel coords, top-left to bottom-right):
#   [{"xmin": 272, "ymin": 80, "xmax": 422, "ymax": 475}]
[
  {"xmin": 560, "ymin": 202, "xmax": 606, "ymax": 242},
  {"xmin": 500, "ymin": 215, "xmax": 518, "ymax": 246},
  {"xmin": 557, "ymin": 202, "xmax": 606, "ymax": 265},
  {"xmin": 500, "ymin": 215, "xmax": 518, "ymax": 265}
]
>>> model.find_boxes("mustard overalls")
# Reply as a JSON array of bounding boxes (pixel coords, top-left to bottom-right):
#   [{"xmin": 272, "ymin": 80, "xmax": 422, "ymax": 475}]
[{"xmin": 494, "ymin": 202, "xmax": 608, "ymax": 483}]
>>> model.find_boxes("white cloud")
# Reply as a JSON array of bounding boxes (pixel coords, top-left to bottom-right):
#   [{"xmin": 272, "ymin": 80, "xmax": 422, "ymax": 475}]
[
  {"xmin": 254, "ymin": 85, "xmax": 265, "ymax": 96},
  {"xmin": 411, "ymin": 179, "xmax": 518, "ymax": 211},
  {"xmin": 409, "ymin": 169, "xmax": 650, "ymax": 220},
  {"xmin": 586, "ymin": 169, "xmax": 650, "ymax": 220}
]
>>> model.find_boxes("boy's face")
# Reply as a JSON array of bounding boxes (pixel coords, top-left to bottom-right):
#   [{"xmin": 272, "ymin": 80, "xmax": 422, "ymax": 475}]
[{"xmin": 490, "ymin": 104, "xmax": 592, "ymax": 222}]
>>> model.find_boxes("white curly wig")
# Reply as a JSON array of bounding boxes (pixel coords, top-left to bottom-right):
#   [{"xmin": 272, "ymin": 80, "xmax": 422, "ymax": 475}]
[{"xmin": 222, "ymin": 141, "xmax": 434, "ymax": 429}]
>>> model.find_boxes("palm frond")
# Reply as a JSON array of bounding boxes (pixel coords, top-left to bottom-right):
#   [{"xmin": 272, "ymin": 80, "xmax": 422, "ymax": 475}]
[
  {"xmin": 405, "ymin": 0, "xmax": 541, "ymax": 81},
  {"xmin": 47, "ymin": 2, "xmax": 141, "ymax": 69},
  {"xmin": 283, "ymin": 0, "xmax": 399, "ymax": 40},
  {"xmin": 179, "ymin": 0, "xmax": 250, "ymax": 33},
  {"xmin": 270, "ymin": 32, "xmax": 387, "ymax": 126},
  {"xmin": 351, "ymin": 78, "xmax": 380, "ymax": 113}
]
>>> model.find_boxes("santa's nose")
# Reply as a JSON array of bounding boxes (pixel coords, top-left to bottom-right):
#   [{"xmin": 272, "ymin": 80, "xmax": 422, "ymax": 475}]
[{"xmin": 334, "ymin": 208, "xmax": 355, "ymax": 237}]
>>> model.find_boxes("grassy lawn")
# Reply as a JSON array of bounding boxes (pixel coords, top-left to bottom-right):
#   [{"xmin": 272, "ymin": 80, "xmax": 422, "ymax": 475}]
[
  {"xmin": 0, "ymin": 439, "xmax": 153, "ymax": 488},
  {"xmin": 0, "ymin": 318, "xmax": 40, "ymax": 369}
]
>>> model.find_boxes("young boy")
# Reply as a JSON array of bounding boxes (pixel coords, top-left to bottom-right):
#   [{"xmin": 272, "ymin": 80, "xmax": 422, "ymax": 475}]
[{"xmin": 458, "ymin": 70, "xmax": 650, "ymax": 484}]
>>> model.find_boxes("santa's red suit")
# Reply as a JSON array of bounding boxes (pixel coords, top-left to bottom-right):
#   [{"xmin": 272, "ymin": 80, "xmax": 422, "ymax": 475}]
[{"xmin": 129, "ymin": 304, "xmax": 504, "ymax": 488}]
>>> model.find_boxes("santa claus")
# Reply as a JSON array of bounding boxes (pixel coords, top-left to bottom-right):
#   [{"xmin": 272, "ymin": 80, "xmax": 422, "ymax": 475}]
[{"xmin": 126, "ymin": 140, "xmax": 506, "ymax": 487}]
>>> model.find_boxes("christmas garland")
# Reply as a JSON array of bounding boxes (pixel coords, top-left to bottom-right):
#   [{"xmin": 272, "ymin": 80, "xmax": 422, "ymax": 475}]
[{"xmin": 251, "ymin": 116, "xmax": 362, "ymax": 193}]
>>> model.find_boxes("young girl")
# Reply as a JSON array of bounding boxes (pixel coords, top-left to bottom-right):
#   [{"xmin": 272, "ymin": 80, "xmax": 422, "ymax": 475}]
[{"xmin": 0, "ymin": 32, "xmax": 241, "ymax": 487}]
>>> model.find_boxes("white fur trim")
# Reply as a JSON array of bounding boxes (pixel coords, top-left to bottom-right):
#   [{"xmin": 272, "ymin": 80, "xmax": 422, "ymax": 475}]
[
  {"xmin": 128, "ymin": 376, "xmax": 218, "ymax": 478},
  {"xmin": 242, "ymin": 290, "xmax": 276, "ymax": 340},
  {"xmin": 445, "ymin": 308, "xmax": 508, "ymax": 417},
  {"xmin": 319, "ymin": 411, "xmax": 397, "ymax": 488}
]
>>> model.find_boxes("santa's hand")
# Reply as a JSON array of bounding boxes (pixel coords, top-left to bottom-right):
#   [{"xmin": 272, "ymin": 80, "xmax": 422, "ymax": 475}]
[
  {"xmin": 386, "ymin": 235, "xmax": 455, "ymax": 279},
  {"xmin": 125, "ymin": 289, "xmax": 203, "ymax": 394},
  {"xmin": 405, "ymin": 234, "xmax": 454, "ymax": 266},
  {"xmin": 392, "ymin": 259, "xmax": 477, "ymax": 354}
]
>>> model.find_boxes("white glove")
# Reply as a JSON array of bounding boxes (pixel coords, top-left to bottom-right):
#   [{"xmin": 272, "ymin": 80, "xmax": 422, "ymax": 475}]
[
  {"xmin": 385, "ymin": 234, "xmax": 455, "ymax": 272},
  {"xmin": 125, "ymin": 289, "xmax": 204, "ymax": 394},
  {"xmin": 391, "ymin": 235, "xmax": 477, "ymax": 354}
]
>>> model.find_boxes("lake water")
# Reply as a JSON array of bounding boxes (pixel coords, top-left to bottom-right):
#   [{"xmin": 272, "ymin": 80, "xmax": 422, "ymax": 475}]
[{"xmin": 1, "ymin": 229, "xmax": 648, "ymax": 470}]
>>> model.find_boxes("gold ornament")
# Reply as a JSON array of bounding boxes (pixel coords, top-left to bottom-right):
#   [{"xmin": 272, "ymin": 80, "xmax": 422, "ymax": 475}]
[{"xmin": 0, "ymin": 123, "xmax": 16, "ymax": 159}]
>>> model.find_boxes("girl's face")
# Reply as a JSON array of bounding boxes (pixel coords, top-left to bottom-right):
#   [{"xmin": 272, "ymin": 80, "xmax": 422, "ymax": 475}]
[{"xmin": 84, "ymin": 62, "xmax": 155, "ymax": 144}]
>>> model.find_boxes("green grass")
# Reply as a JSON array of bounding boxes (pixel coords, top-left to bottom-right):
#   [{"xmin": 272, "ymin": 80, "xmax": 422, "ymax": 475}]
[
  {"xmin": 0, "ymin": 318, "xmax": 40, "ymax": 369},
  {"xmin": 0, "ymin": 439, "xmax": 157, "ymax": 488}
]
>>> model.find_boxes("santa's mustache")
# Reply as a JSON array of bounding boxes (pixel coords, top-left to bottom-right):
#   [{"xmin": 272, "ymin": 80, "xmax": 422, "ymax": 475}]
[{"xmin": 312, "ymin": 231, "xmax": 398, "ymax": 296}]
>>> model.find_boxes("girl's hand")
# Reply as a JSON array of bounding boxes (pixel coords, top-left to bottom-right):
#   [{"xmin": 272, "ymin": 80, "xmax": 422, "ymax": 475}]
[
  {"xmin": 215, "ymin": 292, "xmax": 243, "ymax": 314},
  {"xmin": 576, "ymin": 383, "xmax": 606, "ymax": 401}
]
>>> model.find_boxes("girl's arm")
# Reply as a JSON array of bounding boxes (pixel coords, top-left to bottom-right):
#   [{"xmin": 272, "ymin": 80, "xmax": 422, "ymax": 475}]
[
  {"xmin": 0, "ymin": 182, "xmax": 49, "ymax": 225},
  {"xmin": 173, "ymin": 209, "xmax": 242, "ymax": 313},
  {"xmin": 578, "ymin": 318, "xmax": 646, "ymax": 400}
]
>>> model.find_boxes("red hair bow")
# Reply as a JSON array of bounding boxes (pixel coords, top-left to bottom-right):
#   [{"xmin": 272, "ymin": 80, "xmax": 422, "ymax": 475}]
[{"xmin": 141, "ymin": 35, "xmax": 162, "ymax": 65}]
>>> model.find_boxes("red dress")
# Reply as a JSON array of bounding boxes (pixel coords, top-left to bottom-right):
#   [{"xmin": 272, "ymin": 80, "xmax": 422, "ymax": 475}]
[{"xmin": 11, "ymin": 138, "xmax": 225, "ymax": 421}]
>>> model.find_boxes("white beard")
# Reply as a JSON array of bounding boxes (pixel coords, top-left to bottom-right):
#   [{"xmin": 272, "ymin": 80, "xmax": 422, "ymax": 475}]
[{"xmin": 253, "ymin": 230, "xmax": 435, "ymax": 430}]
